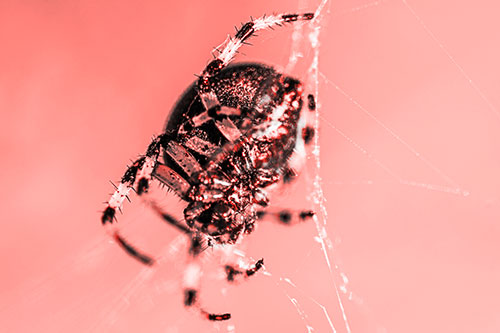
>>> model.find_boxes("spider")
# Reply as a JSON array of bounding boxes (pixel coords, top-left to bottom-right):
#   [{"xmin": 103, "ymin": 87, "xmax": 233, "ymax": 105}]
[{"xmin": 101, "ymin": 12, "xmax": 317, "ymax": 321}]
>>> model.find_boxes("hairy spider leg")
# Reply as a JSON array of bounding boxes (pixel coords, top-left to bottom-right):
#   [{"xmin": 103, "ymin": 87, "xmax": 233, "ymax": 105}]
[
  {"xmin": 103, "ymin": 129, "xmax": 208, "ymax": 223},
  {"xmin": 194, "ymin": 12, "xmax": 314, "ymax": 122},
  {"xmin": 215, "ymin": 13, "xmax": 314, "ymax": 67},
  {"xmin": 101, "ymin": 134, "xmax": 171, "ymax": 225},
  {"xmin": 101, "ymin": 132, "xmax": 199, "ymax": 264}
]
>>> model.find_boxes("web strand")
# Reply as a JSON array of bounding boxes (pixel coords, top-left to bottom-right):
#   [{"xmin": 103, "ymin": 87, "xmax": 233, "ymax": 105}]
[{"xmin": 401, "ymin": 0, "xmax": 500, "ymax": 122}]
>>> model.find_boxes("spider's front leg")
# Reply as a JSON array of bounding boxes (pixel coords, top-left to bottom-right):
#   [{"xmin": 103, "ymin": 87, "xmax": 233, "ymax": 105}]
[
  {"xmin": 101, "ymin": 134, "xmax": 169, "ymax": 225},
  {"xmin": 192, "ymin": 12, "xmax": 315, "ymax": 123},
  {"xmin": 208, "ymin": 12, "xmax": 315, "ymax": 71}
]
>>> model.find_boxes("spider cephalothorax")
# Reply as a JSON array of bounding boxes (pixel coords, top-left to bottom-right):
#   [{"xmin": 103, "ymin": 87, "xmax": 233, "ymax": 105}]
[{"xmin": 101, "ymin": 12, "xmax": 317, "ymax": 321}]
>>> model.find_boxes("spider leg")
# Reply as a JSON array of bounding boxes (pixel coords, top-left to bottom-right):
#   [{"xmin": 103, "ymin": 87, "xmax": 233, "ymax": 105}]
[
  {"xmin": 277, "ymin": 90, "xmax": 316, "ymax": 187},
  {"xmin": 102, "ymin": 131, "xmax": 210, "ymax": 227},
  {"xmin": 152, "ymin": 162, "xmax": 192, "ymax": 198},
  {"xmin": 101, "ymin": 134, "xmax": 170, "ymax": 225},
  {"xmin": 225, "ymin": 258, "xmax": 264, "ymax": 282},
  {"xmin": 205, "ymin": 118, "xmax": 252, "ymax": 172},
  {"xmin": 307, "ymin": 94, "xmax": 316, "ymax": 111},
  {"xmin": 183, "ymin": 235, "xmax": 232, "ymax": 321},
  {"xmin": 256, "ymin": 208, "xmax": 315, "ymax": 225},
  {"xmin": 203, "ymin": 12, "xmax": 315, "ymax": 73},
  {"xmin": 113, "ymin": 232, "xmax": 155, "ymax": 265},
  {"xmin": 111, "ymin": 205, "xmax": 192, "ymax": 265},
  {"xmin": 302, "ymin": 94, "xmax": 316, "ymax": 145},
  {"xmin": 111, "ymin": 215, "xmax": 230, "ymax": 320},
  {"xmin": 194, "ymin": 12, "xmax": 314, "ymax": 121},
  {"xmin": 149, "ymin": 201, "xmax": 191, "ymax": 234},
  {"xmin": 282, "ymin": 167, "xmax": 298, "ymax": 184},
  {"xmin": 102, "ymin": 136, "xmax": 198, "ymax": 263}
]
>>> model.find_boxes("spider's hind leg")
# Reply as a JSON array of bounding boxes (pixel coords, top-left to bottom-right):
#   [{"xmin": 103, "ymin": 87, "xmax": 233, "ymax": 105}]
[
  {"xmin": 183, "ymin": 235, "xmax": 232, "ymax": 321},
  {"xmin": 113, "ymin": 232, "xmax": 155, "ymax": 266},
  {"xmin": 257, "ymin": 208, "xmax": 315, "ymax": 225},
  {"xmin": 301, "ymin": 93, "xmax": 316, "ymax": 146},
  {"xmin": 111, "ymin": 204, "xmax": 191, "ymax": 266},
  {"xmin": 225, "ymin": 258, "xmax": 264, "ymax": 282}
]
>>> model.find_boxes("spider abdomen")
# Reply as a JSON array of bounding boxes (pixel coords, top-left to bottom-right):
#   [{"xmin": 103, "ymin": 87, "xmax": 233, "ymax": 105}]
[
  {"xmin": 166, "ymin": 63, "xmax": 278, "ymax": 133},
  {"xmin": 165, "ymin": 63, "xmax": 303, "ymax": 169}
]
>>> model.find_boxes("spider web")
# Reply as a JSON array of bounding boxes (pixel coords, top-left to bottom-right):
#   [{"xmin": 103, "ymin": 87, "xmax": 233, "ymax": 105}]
[{"xmin": 2, "ymin": 0, "xmax": 500, "ymax": 332}]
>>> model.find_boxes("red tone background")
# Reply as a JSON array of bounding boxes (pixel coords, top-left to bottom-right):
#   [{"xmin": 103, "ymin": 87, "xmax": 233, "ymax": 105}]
[{"xmin": 1, "ymin": 0, "xmax": 500, "ymax": 332}]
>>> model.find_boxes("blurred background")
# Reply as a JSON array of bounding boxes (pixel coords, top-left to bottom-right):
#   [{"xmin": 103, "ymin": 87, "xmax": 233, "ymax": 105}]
[{"xmin": 1, "ymin": 0, "xmax": 500, "ymax": 332}]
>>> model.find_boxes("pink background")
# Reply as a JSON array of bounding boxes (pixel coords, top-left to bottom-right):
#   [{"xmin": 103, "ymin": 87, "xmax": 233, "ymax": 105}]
[{"xmin": 1, "ymin": 0, "xmax": 500, "ymax": 332}]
